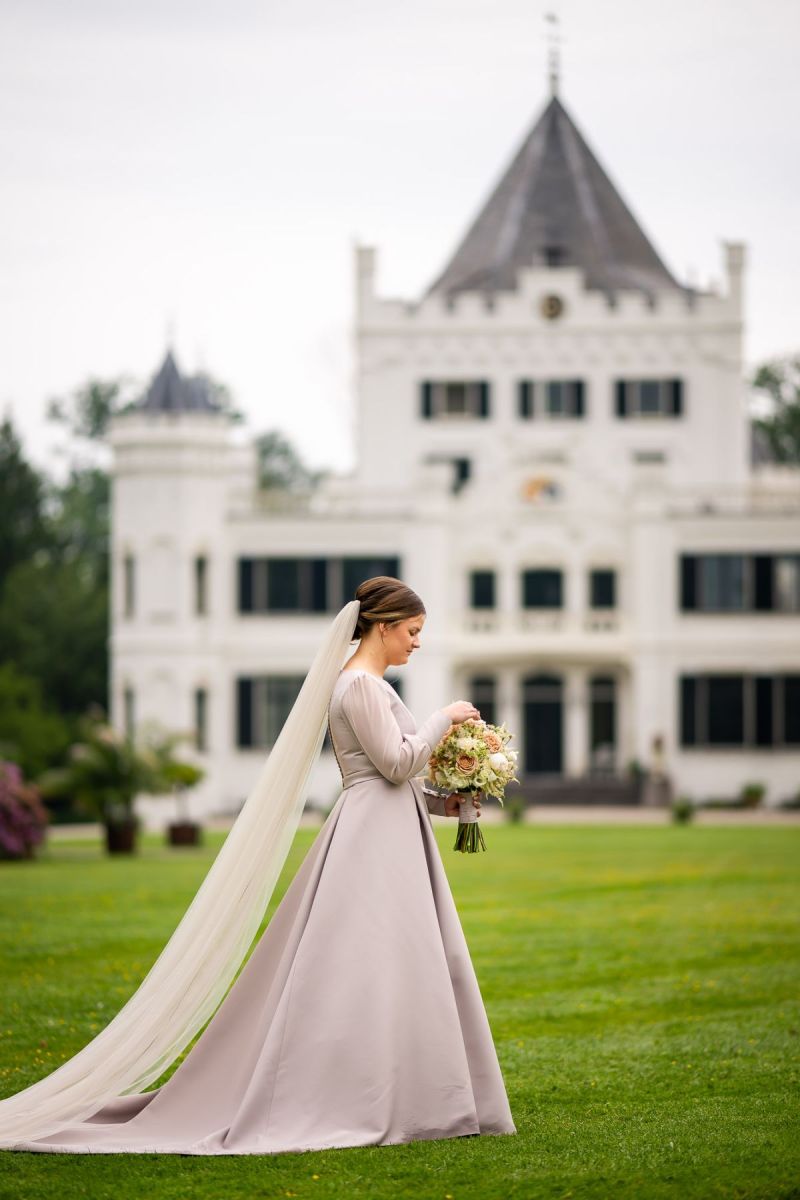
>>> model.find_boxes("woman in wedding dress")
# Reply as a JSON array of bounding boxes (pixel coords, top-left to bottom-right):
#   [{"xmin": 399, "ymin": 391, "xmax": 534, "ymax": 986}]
[{"xmin": 0, "ymin": 576, "xmax": 516, "ymax": 1154}]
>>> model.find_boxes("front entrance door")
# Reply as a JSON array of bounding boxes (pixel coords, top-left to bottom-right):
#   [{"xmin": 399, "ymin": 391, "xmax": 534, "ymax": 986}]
[{"xmin": 523, "ymin": 674, "xmax": 563, "ymax": 774}]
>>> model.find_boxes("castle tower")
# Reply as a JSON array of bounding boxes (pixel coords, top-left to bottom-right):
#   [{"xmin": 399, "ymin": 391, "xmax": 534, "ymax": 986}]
[{"xmin": 108, "ymin": 350, "xmax": 246, "ymax": 820}]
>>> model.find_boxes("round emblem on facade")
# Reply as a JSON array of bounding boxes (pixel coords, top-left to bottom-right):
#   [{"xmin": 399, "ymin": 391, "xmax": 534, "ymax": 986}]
[{"xmin": 540, "ymin": 294, "xmax": 565, "ymax": 320}]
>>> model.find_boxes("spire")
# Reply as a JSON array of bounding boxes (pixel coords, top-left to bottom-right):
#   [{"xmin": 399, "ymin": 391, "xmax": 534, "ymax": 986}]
[
  {"xmin": 426, "ymin": 92, "xmax": 684, "ymax": 301},
  {"xmin": 545, "ymin": 11, "xmax": 560, "ymax": 98},
  {"xmin": 136, "ymin": 349, "xmax": 221, "ymax": 415}
]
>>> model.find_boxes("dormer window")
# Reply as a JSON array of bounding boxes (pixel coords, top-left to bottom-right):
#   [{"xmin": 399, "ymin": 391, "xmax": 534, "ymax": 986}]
[
  {"xmin": 543, "ymin": 245, "xmax": 566, "ymax": 267},
  {"xmin": 518, "ymin": 379, "xmax": 585, "ymax": 419},
  {"xmin": 420, "ymin": 380, "xmax": 491, "ymax": 419},
  {"xmin": 615, "ymin": 378, "xmax": 684, "ymax": 418}
]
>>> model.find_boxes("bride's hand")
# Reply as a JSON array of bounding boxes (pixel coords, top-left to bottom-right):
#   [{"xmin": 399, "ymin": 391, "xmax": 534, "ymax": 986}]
[
  {"xmin": 443, "ymin": 700, "xmax": 480, "ymax": 724},
  {"xmin": 444, "ymin": 793, "xmax": 482, "ymax": 819}
]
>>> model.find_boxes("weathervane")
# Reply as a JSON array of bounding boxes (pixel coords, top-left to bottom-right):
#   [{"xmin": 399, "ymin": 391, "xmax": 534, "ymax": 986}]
[{"xmin": 545, "ymin": 11, "xmax": 561, "ymax": 97}]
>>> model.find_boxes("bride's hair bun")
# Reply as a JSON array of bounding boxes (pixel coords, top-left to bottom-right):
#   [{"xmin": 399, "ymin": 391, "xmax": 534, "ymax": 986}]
[{"xmin": 349, "ymin": 576, "xmax": 425, "ymax": 644}]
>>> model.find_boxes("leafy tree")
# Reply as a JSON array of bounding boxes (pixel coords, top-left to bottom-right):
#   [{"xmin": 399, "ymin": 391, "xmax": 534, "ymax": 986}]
[
  {"xmin": 46, "ymin": 376, "xmax": 135, "ymax": 442},
  {"xmin": 0, "ymin": 556, "xmax": 108, "ymax": 718},
  {"xmin": 0, "ymin": 663, "xmax": 71, "ymax": 780},
  {"xmin": 192, "ymin": 371, "xmax": 246, "ymax": 425},
  {"xmin": 0, "ymin": 415, "xmax": 51, "ymax": 582},
  {"xmin": 751, "ymin": 354, "xmax": 800, "ymax": 464},
  {"xmin": 46, "ymin": 466, "xmax": 110, "ymax": 589},
  {"xmin": 256, "ymin": 430, "xmax": 327, "ymax": 491}
]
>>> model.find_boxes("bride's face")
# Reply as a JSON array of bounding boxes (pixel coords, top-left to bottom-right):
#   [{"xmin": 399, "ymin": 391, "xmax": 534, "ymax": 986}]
[{"xmin": 382, "ymin": 613, "xmax": 426, "ymax": 665}]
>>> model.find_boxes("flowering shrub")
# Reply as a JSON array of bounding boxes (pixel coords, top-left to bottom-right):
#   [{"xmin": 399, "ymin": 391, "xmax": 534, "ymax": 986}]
[{"xmin": 0, "ymin": 761, "xmax": 49, "ymax": 861}]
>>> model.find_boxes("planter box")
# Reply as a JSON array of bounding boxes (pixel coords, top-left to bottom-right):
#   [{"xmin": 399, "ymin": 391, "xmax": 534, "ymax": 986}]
[
  {"xmin": 167, "ymin": 821, "xmax": 202, "ymax": 847},
  {"xmin": 104, "ymin": 819, "xmax": 138, "ymax": 854}
]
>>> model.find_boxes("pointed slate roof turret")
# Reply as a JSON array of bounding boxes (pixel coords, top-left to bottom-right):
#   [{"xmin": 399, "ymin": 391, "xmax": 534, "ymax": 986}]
[
  {"xmin": 426, "ymin": 94, "xmax": 684, "ymax": 302},
  {"xmin": 137, "ymin": 349, "xmax": 221, "ymax": 414}
]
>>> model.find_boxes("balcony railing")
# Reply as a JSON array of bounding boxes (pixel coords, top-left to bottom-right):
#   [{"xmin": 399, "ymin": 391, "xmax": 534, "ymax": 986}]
[{"xmin": 462, "ymin": 610, "xmax": 624, "ymax": 635}]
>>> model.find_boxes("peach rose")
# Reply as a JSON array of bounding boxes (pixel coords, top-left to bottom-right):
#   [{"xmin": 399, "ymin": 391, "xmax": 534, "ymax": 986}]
[
  {"xmin": 483, "ymin": 731, "xmax": 502, "ymax": 752},
  {"xmin": 456, "ymin": 753, "xmax": 478, "ymax": 776}
]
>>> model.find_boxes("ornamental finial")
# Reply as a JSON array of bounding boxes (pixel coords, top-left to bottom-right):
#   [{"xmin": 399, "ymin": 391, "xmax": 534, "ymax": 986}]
[{"xmin": 545, "ymin": 11, "xmax": 560, "ymax": 97}]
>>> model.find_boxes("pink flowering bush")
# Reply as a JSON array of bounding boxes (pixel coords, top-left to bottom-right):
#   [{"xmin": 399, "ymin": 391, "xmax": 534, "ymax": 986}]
[{"xmin": 0, "ymin": 760, "xmax": 49, "ymax": 861}]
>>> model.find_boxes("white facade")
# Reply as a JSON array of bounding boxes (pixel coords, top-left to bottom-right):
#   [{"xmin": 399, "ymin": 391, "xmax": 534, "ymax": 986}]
[{"xmin": 109, "ymin": 94, "xmax": 800, "ymax": 825}]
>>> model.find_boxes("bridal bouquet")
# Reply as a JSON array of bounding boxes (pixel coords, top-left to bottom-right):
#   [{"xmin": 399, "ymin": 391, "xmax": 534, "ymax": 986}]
[{"xmin": 426, "ymin": 719, "xmax": 519, "ymax": 853}]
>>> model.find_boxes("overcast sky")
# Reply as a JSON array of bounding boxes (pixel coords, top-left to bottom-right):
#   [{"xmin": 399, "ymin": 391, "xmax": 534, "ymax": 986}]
[{"xmin": 2, "ymin": 0, "xmax": 798, "ymax": 479}]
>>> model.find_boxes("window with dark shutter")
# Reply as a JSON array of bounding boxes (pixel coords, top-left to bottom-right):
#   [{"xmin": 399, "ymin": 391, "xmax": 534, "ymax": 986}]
[
  {"xmin": 590, "ymin": 569, "xmax": 616, "ymax": 609},
  {"xmin": 522, "ymin": 569, "xmax": 563, "ymax": 608},
  {"xmin": 311, "ymin": 559, "xmax": 328, "ymax": 612},
  {"xmin": 784, "ymin": 676, "xmax": 800, "ymax": 744},
  {"xmin": 479, "ymin": 381, "xmax": 490, "ymax": 417},
  {"xmin": 681, "ymin": 672, "xmax": 800, "ymax": 748},
  {"xmin": 615, "ymin": 380, "xmax": 627, "ymax": 417},
  {"xmin": 194, "ymin": 555, "xmax": 208, "ymax": 616},
  {"xmin": 470, "ymin": 675, "xmax": 497, "ymax": 726},
  {"xmin": 237, "ymin": 678, "xmax": 253, "ymax": 747},
  {"xmin": 574, "ymin": 380, "xmax": 585, "ymax": 417},
  {"xmin": 267, "ymin": 560, "xmax": 300, "ymax": 610},
  {"xmin": 453, "ymin": 458, "xmax": 471, "ymax": 493},
  {"xmin": 238, "ymin": 559, "xmax": 254, "ymax": 613},
  {"xmin": 671, "ymin": 378, "xmax": 684, "ymax": 416},
  {"xmin": 754, "ymin": 556, "xmax": 773, "ymax": 611},
  {"xmin": 590, "ymin": 676, "xmax": 616, "ymax": 759},
  {"xmin": 679, "ymin": 676, "xmax": 696, "ymax": 746},
  {"xmin": 707, "ymin": 677, "xmax": 745, "ymax": 744},
  {"xmin": 680, "ymin": 556, "xmax": 697, "ymax": 610},
  {"xmin": 470, "ymin": 570, "xmax": 495, "ymax": 609},
  {"xmin": 546, "ymin": 381, "xmax": 563, "ymax": 415},
  {"xmin": 755, "ymin": 676, "xmax": 774, "ymax": 746},
  {"xmin": 519, "ymin": 380, "xmax": 533, "ymax": 418},
  {"xmin": 420, "ymin": 381, "xmax": 433, "ymax": 418},
  {"xmin": 194, "ymin": 687, "xmax": 208, "ymax": 752}
]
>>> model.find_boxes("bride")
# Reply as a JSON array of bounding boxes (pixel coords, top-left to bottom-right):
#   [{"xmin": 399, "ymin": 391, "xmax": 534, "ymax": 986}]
[{"xmin": 0, "ymin": 576, "xmax": 516, "ymax": 1154}]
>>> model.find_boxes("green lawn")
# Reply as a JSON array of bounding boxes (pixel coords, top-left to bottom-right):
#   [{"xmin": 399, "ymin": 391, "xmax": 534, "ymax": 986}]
[{"xmin": 0, "ymin": 823, "xmax": 798, "ymax": 1200}]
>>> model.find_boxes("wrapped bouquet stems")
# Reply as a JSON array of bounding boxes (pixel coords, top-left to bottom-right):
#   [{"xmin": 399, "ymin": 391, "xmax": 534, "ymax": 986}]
[{"xmin": 453, "ymin": 791, "xmax": 486, "ymax": 853}]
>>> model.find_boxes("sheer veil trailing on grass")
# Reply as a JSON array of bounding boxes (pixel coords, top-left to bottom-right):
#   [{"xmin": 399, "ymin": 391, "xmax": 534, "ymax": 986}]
[{"xmin": 0, "ymin": 599, "xmax": 361, "ymax": 1146}]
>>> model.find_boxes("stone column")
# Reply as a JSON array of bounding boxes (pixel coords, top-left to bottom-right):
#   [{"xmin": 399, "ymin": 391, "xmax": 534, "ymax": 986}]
[{"xmin": 565, "ymin": 666, "xmax": 588, "ymax": 777}]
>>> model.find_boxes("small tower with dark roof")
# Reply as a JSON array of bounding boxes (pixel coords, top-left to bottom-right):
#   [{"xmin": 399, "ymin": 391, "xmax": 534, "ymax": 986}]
[
  {"xmin": 107, "ymin": 349, "xmax": 254, "ymax": 818},
  {"xmin": 135, "ymin": 349, "xmax": 223, "ymax": 416}
]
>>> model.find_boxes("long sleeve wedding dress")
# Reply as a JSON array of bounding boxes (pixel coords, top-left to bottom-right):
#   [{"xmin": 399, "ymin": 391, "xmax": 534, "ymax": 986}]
[{"xmin": 5, "ymin": 666, "xmax": 516, "ymax": 1155}]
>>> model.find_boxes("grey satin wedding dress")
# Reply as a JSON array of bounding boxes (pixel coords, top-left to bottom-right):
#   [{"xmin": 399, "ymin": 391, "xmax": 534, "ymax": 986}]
[{"xmin": 7, "ymin": 667, "xmax": 516, "ymax": 1154}]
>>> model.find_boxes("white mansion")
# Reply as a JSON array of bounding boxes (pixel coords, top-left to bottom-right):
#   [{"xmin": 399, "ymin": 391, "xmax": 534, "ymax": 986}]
[{"xmin": 109, "ymin": 86, "xmax": 800, "ymax": 822}]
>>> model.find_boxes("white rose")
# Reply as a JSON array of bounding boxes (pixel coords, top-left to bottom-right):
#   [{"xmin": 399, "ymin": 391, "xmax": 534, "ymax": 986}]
[
  {"xmin": 456, "ymin": 736, "xmax": 478, "ymax": 750},
  {"xmin": 489, "ymin": 752, "xmax": 508, "ymax": 769}
]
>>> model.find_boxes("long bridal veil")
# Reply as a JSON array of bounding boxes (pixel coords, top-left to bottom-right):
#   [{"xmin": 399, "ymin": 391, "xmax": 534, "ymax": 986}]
[{"xmin": 0, "ymin": 599, "xmax": 360, "ymax": 1146}]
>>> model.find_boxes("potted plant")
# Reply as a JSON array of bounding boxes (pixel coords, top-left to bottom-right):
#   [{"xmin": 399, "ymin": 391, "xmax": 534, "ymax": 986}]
[
  {"xmin": 135, "ymin": 726, "xmax": 206, "ymax": 847},
  {"xmin": 0, "ymin": 761, "xmax": 49, "ymax": 861},
  {"xmin": 671, "ymin": 796, "xmax": 695, "ymax": 825},
  {"xmin": 504, "ymin": 795, "xmax": 526, "ymax": 824},
  {"xmin": 740, "ymin": 781, "xmax": 766, "ymax": 809},
  {"xmin": 38, "ymin": 708, "xmax": 163, "ymax": 855}
]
